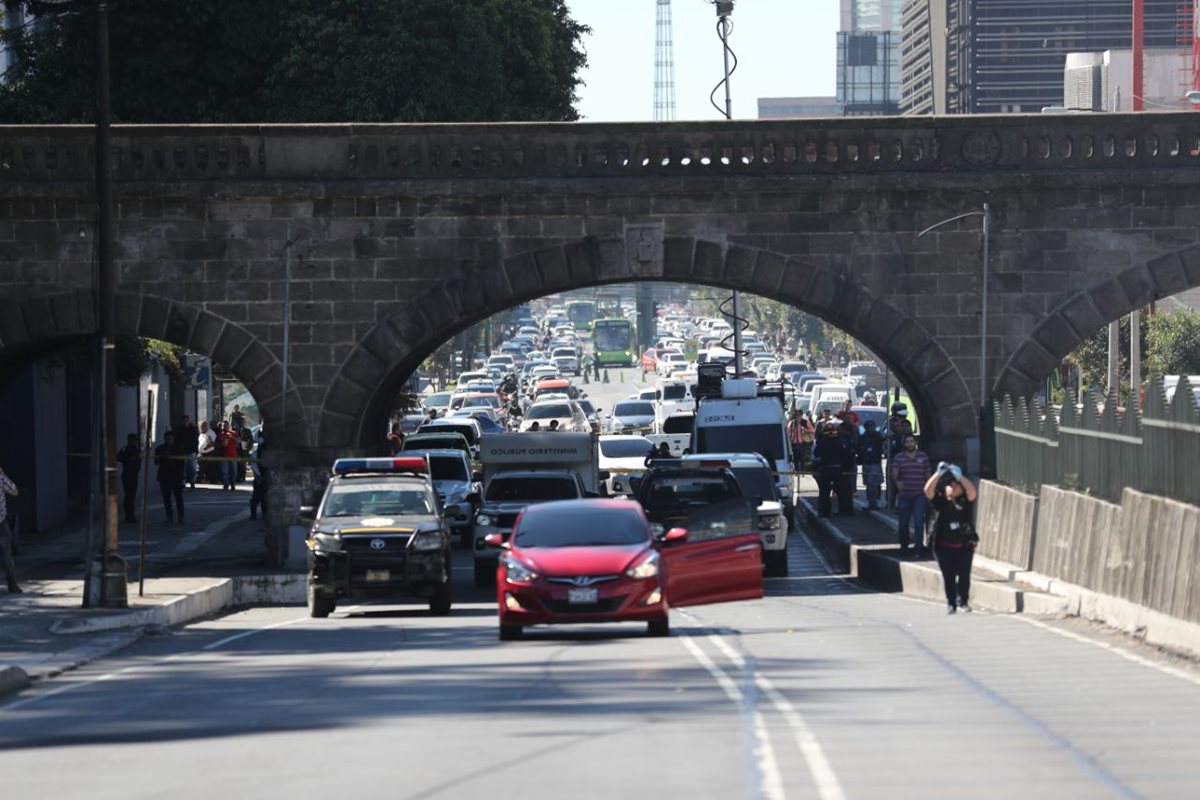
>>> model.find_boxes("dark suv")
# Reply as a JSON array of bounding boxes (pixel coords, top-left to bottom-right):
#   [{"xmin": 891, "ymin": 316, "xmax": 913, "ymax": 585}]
[
  {"xmin": 631, "ymin": 461, "xmax": 756, "ymax": 542},
  {"xmin": 302, "ymin": 457, "xmax": 452, "ymax": 618}
]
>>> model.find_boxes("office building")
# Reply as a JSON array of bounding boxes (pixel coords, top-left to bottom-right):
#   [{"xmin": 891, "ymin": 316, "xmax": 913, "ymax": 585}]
[{"xmin": 839, "ymin": 0, "xmax": 904, "ymax": 115}]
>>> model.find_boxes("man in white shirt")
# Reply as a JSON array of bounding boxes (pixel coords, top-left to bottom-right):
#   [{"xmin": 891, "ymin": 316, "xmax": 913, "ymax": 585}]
[{"xmin": 197, "ymin": 421, "xmax": 216, "ymax": 484}]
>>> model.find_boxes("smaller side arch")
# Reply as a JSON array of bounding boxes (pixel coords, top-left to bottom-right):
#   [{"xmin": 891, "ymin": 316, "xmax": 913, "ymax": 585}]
[
  {"xmin": 0, "ymin": 290, "xmax": 310, "ymax": 446},
  {"xmin": 994, "ymin": 244, "xmax": 1200, "ymax": 399}
]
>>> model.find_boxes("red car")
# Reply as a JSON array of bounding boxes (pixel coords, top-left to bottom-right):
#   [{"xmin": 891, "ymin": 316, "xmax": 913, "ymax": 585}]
[{"xmin": 488, "ymin": 498, "xmax": 762, "ymax": 640}]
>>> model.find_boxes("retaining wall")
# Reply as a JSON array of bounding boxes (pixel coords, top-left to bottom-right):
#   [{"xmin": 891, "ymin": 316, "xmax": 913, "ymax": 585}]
[
  {"xmin": 1033, "ymin": 485, "xmax": 1125, "ymax": 592},
  {"xmin": 1121, "ymin": 488, "xmax": 1200, "ymax": 624},
  {"xmin": 975, "ymin": 480, "xmax": 1039, "ymax": 569}
]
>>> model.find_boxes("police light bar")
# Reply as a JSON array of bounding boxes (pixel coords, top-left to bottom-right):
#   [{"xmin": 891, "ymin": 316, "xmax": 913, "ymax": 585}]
[{"xmin": 332, "ymin": 457, "xmax": 428, "ymax": 476}]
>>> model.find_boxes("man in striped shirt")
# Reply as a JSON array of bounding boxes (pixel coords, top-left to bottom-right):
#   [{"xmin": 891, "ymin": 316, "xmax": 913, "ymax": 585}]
[
  {"xmin": 0, "ymin": 464, "xmax": 21, "ymax": 593},
  {"xmin": 890, "ymin": 434, "xmax": 931, "ymax": 558}
]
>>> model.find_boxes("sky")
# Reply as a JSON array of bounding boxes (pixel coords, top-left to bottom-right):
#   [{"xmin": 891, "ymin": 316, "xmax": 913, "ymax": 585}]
[{"xmin": 565, "ymin": 0, "xmax": 840, "ymax": 122}]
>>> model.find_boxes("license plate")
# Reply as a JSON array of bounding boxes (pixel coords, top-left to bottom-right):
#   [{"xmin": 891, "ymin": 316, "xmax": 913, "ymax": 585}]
[
  {"xmin": 365, "ymin": 569, "xmax": 390, "ymax": 582},
  {"xmin": 567, "ymin": 587, "xmax": 598, "ymax": 604}
]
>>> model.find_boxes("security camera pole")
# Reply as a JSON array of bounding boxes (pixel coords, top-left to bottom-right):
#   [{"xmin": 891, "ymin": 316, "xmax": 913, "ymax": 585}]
[{"xmin": 712, "ymin": 0, "xmax": 743, "ymax": 376}]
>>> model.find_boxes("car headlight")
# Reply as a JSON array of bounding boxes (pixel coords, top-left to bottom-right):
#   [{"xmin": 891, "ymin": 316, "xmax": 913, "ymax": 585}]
[
  {"xmin": 311, "ymin": 532, "xmax": 342, "ymax": 552},
  {"xmin": 759, "ymin": 514, "xmax": 781, "ymax": 531},
  {"xmin": 502, "ymin": 555, "xmax": 538, "ymax": 584},
  {"xmin": 625, "ymin": 550, "xmax": 660, "ymax": 579},
  {"xmin": 475, "ymin": 513, "xmax": 492, "ymax": 527},
  {"xmin": 411, "ymin": 531, "xmax": 444, "ymax": 551}
]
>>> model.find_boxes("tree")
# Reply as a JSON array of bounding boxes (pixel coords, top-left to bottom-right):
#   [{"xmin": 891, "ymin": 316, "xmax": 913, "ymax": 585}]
[
  {"xmin": 0, "ymin": 0, "xmax": 587, "ymax": 123},
  {"xmin": 1145, "ymin": 309, "xmax": 1200, "ymax": 377}
]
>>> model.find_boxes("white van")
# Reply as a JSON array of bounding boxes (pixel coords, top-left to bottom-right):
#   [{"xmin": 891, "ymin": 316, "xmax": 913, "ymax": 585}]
[
  {"xmin": 691, "ymin": 379, "xmax": 793, "ymax": 515},
  {"xmin": 808, "ymin": 382, "xmax": 856, "ymax": 415}
]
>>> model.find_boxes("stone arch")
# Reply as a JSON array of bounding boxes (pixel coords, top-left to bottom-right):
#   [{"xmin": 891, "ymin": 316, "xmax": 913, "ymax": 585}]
[
  {"xmin": 994, "ymin": 243, "xmax": 1200, "ymax": 399},
  {"xmin": 318, "ymin": 237, "xmax": 976, "ymax": 457},
  {"xmin": 0, "ymin": 289, "xmax": 309, "ymax": 446}
]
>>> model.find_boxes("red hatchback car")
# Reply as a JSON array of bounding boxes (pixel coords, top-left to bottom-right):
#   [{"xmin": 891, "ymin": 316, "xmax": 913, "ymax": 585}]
[{"xmin": 490, "ymin": 498, "xmax": 762, "ymax": 640}]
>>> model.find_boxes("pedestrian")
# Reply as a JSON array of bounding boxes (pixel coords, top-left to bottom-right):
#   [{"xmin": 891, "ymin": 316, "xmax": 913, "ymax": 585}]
[
  {"xmin": 924, "ymin": 463, "xmax": 979, "ymax": 614},
  {"xmin": 812, "ymin": 422, "xmax": 851, "ymax": 517},
  {"xmin": 197, "ymin": 421, "xmax": 216, "ymax": 484},
  {"xmin": 528, "ymin": 421, "xmax": 541, "ymax": 431},
  {"xmin": 116, "ymin": 433, "xmax": 141, "ymax": 523},
  {"xmin": 229, "ymin": 404, "xmax": 246, "ymax": 432},
  {"xmin": 236, "ymin": 425, "xmax": 254, "ymax": 485},
  {"xmin": 835, "ymin": 417, "xmax": 857, "ymax": 515},
  {"xmin": 0, "ymin": 462, "xmax": 22, "ymax": 593},
  {"xmin": 592, "ymin": 354, "xmax": 600, "ymax": 381},
  {"xmin": 154, "ymin": 430, "xmax": 185, "ymax": 524},
  {"xmin": 249, "ymin": 438, "xmax": 269, "ymax": 521},
  {"xmin": 786, "ymin": 409, "xmax": 807, "ymax": 472},
  {"xmin": 387, "ymin": 423, "xmax": 404, "ymax": 455},
  {"xmin": 548, "ymin": 419, "xmax": 560, "ymax": 432},
  {"xmin": 216, "ymin": 422, "xmax": 239, "ymax": 491},
  {"xmin": 890, "ymin": 433, "xmax": 931, "ymax": 558},
  {"xmin": 886, "ymin": 402, "xmax": 915, "ymax": 508},
  {"xmin": 857, "ymin": 420, "xmax": 885, "ymax": 510},
  {"xmin": 174, "ymin": 415, "xmax": 199, "ymax": 489}
]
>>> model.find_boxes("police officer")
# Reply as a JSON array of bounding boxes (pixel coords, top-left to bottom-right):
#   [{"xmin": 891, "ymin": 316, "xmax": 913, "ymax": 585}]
[
  {"xmin": 812, "ymin": 422, "xmax": 851, "ymax": 517},
  {"xmin": 886, "ymin": 402, "xmax": 914, "ymax": 508}
]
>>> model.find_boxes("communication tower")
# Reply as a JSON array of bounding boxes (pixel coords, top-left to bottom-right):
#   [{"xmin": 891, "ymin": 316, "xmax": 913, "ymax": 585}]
[{"xmin": 654, "ymin": 0, "xmax": 677, "ymax": 120}]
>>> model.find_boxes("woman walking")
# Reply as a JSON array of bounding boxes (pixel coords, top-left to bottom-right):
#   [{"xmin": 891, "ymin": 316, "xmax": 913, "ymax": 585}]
[{"xmin": 924, "ymin": 463, "xmax": 978, "ymax": 614}]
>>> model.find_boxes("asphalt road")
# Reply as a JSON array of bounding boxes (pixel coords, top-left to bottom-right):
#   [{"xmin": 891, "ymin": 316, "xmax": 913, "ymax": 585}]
[{"xmin": 4, "ymin": 519, "xmax": 1200, "ymax": 800}]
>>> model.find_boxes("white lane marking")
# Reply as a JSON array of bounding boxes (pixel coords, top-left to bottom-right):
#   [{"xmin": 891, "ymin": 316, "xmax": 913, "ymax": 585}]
[
  {"xmin": 708, "ymin": 635, "xmax": 847, "ymax": 800},
  {"xmin": 1011, "ymin": 614, "xmax": 1200, "ymax": 689},
  {"xmin": 2, "ymin": 615, "xmax": 308, "ymax": 711},
  {"xmin": 679, "ymin": 636, "xmax": 785, "ymax": 800}
]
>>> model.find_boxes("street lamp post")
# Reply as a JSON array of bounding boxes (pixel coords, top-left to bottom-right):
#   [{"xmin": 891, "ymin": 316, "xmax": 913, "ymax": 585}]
[
  {"xmin": 916, "ymin": 203, "xmax": 991, "ymax": 475},
  {"xmin": 709, "ymin": 0, "xmax": 743, "ymax": 376}
]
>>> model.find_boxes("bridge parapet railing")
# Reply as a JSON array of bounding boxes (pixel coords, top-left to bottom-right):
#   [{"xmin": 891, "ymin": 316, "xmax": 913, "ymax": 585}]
[
  {"xmin": 994, "ymin": 376, "xmax": 1200, "ymax": 504},
  {"xmin": 2, "ymin": 113, "xmax": 1200, "ymax": 182}
]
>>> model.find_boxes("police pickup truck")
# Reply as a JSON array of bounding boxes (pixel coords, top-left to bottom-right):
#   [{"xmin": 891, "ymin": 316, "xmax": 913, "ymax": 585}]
[{"xmin": 301, "ymin": 457, "xmax": 452, "ymax": 618}]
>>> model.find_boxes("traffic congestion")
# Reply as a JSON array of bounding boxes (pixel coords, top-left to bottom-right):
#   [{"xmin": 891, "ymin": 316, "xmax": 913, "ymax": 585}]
[{"xmin": 302, "ymin": 291, "xmax": 912, "ymax": 638}]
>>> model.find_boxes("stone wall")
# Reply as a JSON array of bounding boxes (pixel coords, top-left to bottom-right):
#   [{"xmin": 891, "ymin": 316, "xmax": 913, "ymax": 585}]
[{"xmin": 975, "ymin": 479, "xmax": 1038, "ymax": 569}]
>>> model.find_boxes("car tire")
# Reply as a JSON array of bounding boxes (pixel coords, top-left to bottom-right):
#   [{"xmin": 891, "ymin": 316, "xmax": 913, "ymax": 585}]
[
  {"xmin": 764, "ymin": 548, "xmax": 789, "ymax": 577},
  {"xmin": 474, "ymin": 560, "xmax": 495, "ymax": 589},
  {"xmin": 429, "ymin": 579, "xmax": 452, "ymax": 616},
  {"xmin": 498, "ymin": 622, "xmax": 523, "ymax": 641},
  {"xmin": 647, "ymin": 616, "xmax": 670, "ymax": 637},
  {"xmin": 308, "ymin": 582, "xmax": 335, "ymax": 618}
]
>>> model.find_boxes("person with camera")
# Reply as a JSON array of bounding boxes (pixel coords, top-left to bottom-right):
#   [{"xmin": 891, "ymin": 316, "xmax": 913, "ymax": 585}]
[{"xmin": 924, "ymin": 462, "xmax": 979, "ymax": 614}]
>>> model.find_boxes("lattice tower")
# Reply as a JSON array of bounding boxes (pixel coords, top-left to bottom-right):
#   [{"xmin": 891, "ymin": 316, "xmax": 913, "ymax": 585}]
[{"xmin": 655, "ymin": 0, "xmax": 677, "ymax": 120}]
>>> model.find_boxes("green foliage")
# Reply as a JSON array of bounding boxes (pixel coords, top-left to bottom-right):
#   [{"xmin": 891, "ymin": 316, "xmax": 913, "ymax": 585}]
[
  {"xmin": 1145, "ymin": 309, "xmax": 1200, "ymax": 377},
  {"xmin": 0, "ymin": 0, "xmax": 587, "ymax": 123},
  {"xmin": 114, "ymin": 336, "xmax": 183, "ymax": 385}
]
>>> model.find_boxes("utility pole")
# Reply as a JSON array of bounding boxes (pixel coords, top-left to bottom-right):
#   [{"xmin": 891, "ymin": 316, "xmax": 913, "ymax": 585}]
[
  {"xmin": 95, "ymin": 0, "xmax": 127, "ymax": 607},
  {"xmin": 654, "ymin": 0, "xmax": 677, "ymax": 121}
]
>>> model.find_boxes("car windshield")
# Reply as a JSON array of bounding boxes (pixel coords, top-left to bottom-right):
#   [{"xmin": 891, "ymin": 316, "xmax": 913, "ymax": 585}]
[
  {"xmin": 323, "ymin": 483, "xmax": 434, "ymax": 517},
  {"xmin": 577, "ymin": 400, "xmax": 596, "ymax": 415},
  {"xmin": 464, "ymin": 396, "xmax": 498, "ymax": 408},
  {"xmin": 661, "ymin": 415, "xmax": 694, "ymax": 434},
  {"xmin": 403, "ymin": 436, "xmax": 467, "ymax": 452},
  {"xmin": 429, "ymin": 456, "xmax": 469, "ymax": 482},
  {"xmin": 600, "ymin": 437, "xmax": 653, "ymax": 458},
  {"xmin": 696, "ymin": 424, "xmax": 785, "ymax": 463},
  {"xmin": 421, "ymin": 423, "xmax": 476, "ymax": 445},
  {"xmin": 661, "ymin": 384, "xmax": 687, "ymax": 400},
  {"xmin": 425, "ymin": 392, "xmax": 451, "ymax": 408},
  {"xmin": 515, "ymin": 506, "xmax": 648, "ymax": 548},
  {"xmin": 527, "ymin": 403, "xmax": 572, "ymax": 420},
  {"xmin": 643, "ymin": 475, "xmax": 739, "ymax": 507},
  {"xmin": 614, "ymin": 401, "xmax": 654, "ymax": 417},
  {"xmin": 486, "ymin": 477, "xmax": 578, "ymax": 501},
  {"xmin": 730, "ymin": 466, "xmax": 776, "ymax": 500}
]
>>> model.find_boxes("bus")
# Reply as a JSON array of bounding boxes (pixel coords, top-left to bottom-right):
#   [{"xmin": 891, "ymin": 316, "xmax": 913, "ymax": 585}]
[
  {"xmin": 594, "ymin": 290, "xmax": 622, "ymax": 318},
  {"xmin": 566, "ymin": 300, "xmax": 595, "ymax": 332},
  {"xmin": 592, "ymin": 318, "xmax": 636, "ymax": 367}
]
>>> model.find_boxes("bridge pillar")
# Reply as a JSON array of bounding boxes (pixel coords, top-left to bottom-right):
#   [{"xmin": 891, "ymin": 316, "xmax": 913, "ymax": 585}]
[{"xmin": 264, "ymin": 445, "xmax": 362, "ymax": 568}]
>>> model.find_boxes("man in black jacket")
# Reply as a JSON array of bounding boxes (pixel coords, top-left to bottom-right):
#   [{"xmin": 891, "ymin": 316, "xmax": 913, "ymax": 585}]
[
  {"xmin": 116, "ymin": 433, "xmax": 141, "ymax": 523},
  {"xmin": 858, "ymin": 420, "xmax": 886, "ymax": 510},
  {"xmin": 812, "ymin": 422, "xmax": 852, "ymax": 517},
  {"xmin": 155, "ymin": 431, "xmax": 185, "ymax": 524}
]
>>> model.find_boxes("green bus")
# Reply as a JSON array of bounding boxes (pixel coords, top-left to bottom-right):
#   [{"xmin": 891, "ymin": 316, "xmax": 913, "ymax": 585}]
[
  {"xmin": 592, "ymin": 317, "xmax": 636, "ymax": 367},
  {"xmin": 566, "ymin": 300, "xmax": 595, "ymax": 332}
]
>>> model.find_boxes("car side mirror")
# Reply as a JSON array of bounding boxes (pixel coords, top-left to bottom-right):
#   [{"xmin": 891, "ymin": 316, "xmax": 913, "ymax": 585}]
[
  {"xmin": 466, "ymin": 492, "xmax": 481, "ymax": 505},
  {"xmin": 297, "ymin": 505, "xmax": 315, "ymax": 524},
  {"xmin": 664, "ymin": 527, "xmax": 688, "ymax": 544},
  {"xmin": 472, "ymin": 471, "xmax": 483, "ymax": 483},
  {"xmin": 753, "ymin": 496, "xmax": 764, "ymax": 507},
  {"xmin": 482, "ymin": 533, "xmax": 509, "ymax": 549}
]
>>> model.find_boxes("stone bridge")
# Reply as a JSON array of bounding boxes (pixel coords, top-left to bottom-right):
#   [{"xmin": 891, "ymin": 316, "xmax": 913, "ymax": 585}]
[{"xmin": 2, "ymin": 114, "xmax": 1200, "ymax": 533}]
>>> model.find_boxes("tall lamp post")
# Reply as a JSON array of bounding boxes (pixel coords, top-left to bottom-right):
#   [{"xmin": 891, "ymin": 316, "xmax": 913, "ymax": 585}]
[
  {"xmin": 92, "ymin": 0, "xmax": 127, "ymax": 607},
  {"xmin": 916, "ymin": 203, "xmax": 991, "ymax": 476},
  {"xmin": 708, "ymin": 0, "xmax": 743, "ymax": 375}
]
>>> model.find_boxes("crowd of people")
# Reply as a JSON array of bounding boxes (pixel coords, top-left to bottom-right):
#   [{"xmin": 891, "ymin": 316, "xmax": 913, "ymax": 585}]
[{"xmin": 115, "ymin": 404, "xmax": 268, "ymax": 527}]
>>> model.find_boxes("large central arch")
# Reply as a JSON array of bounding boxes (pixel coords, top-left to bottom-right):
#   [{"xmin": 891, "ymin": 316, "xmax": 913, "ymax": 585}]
[{"xmin": 318, "ymin": 236, "xmax": 975, "ymax": 458}]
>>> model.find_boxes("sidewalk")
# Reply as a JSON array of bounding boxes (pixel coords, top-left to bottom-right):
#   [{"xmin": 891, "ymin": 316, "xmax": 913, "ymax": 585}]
[
  {"xmin": 1, "ymin": 482, "xmax": 303, "ymax": 699},
  {"xmin": 793, "ymin": 473, "xmax": 1069, "ymax": 615}
]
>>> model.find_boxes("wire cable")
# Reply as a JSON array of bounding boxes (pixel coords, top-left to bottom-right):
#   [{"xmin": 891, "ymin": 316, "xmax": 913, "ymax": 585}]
[{"xmin": 708, "ymin": 17, "xmax": 737, "ymax": 120}]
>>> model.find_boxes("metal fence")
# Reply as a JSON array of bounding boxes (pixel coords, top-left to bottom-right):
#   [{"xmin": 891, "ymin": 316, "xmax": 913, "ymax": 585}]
[{"xmin": 994, "ymin": 376, "xmax": 1200, "ymax": 505}]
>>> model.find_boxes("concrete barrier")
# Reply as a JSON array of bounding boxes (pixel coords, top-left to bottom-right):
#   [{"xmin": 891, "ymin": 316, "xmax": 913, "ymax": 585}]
[
  {"xmin": 1121, "ymin": 488, "xmax": 1200, "ymax": 624},
  {"xmin": 1033, "ymin": 485, "xmax": 1123, "ymax": 592},
  {"xmin": 975, "ymin": 480, "xmax": 1038, "ymax": 569}
]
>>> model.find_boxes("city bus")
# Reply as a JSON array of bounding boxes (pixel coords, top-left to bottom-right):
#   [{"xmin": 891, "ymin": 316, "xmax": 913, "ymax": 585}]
[
  {"xmin": 592, "ymin": 318, "xmax": 636, "ymax": 367},
  {"xmin": 566, "ymin": 300, "xmax": 595, "ymax": 332}
]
